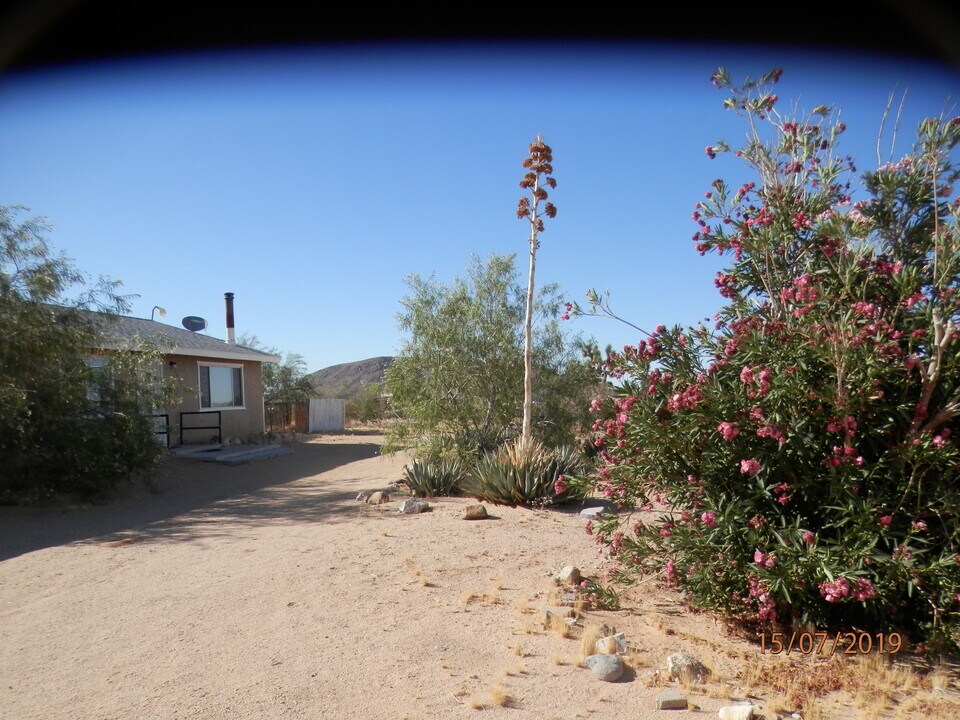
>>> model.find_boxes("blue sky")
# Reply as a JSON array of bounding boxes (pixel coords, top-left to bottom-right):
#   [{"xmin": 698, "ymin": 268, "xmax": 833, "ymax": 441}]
[{"xmin": 1, "ymin": 43, "xmax": 957, "ymax": 371}]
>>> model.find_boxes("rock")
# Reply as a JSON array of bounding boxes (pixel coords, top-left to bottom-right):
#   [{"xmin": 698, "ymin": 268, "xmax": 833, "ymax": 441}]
[
  {"xmin": 595, "ymin": 632, "xmax": 627, "ymax": 655},
  {"xmin": 356, "ymin": 490, "xmax": 373, "ymax": 502},
  {"xmin": 718, "ymin": 704, "xmax": 756, "ymax": 720},
  {"xmin": 540, "ymin": 605, "xmax": 575, "ymax": 621},
  {"xmin": 580, "ymin": 507, "xmax": 605, "ymax": 518},
  {"xmin": 656, "ymin": 689, "xmax": 688, "ymax": 710},
  {"xmin": 557, "ymin": 565, "xmax": 582, "ymax": 586},
  {"xmin": 398, "ymin": 498, "xmax": 430, "ymax": 514},
  {"xmin": 463, "ymin": 504, "xmax": 488, "ymax": 520},
  {"xmin": 666, "ymin": 652, "xmax": 710, "ymax": 683},
  {"xmin": 585, "ymin": 654, "xmax": 624, "ymax": 682},
  {"xmin": 366, "ymin": 491, "xmax": 390, "ymax": 505}
]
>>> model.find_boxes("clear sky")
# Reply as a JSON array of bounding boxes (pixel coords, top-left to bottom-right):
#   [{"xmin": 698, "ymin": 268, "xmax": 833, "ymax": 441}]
[{"xmin": 1, "ymin": 43, "xmax": 957, "ymax": 371}]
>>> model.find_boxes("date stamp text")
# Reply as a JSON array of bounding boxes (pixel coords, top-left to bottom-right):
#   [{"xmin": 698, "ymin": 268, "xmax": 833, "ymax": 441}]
[{"xmin": 759, "ymin": 631, "xmax": 902, "ymax": 655}]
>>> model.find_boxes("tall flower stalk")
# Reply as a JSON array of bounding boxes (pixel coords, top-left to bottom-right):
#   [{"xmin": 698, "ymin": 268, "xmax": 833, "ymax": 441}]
[{"xmin": 517, "ymin": 135, "xmax": 557, "ymax": 449}]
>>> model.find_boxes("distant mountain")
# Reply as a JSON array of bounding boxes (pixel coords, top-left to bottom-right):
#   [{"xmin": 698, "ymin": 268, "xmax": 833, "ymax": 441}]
[{"xmin": 307, "ymin": 356, "xmax": 395, "ymax": 399}]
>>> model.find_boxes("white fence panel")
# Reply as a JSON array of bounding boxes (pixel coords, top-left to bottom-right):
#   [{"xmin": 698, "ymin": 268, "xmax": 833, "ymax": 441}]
[{"xmin": 309, "ymin": 398, "xmax": 346, "ymax": 432}]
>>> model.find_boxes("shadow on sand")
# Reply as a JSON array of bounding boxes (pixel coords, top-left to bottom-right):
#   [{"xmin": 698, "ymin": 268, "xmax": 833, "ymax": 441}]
[{"xmin": 0, "ymin": 439, "xmax": 388, "ymax": 562}]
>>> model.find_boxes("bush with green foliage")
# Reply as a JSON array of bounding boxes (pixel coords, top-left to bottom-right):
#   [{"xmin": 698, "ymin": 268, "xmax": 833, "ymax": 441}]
[
  {"xmin": 461, "ymin": 439, "xmax": 587, "ymax": 506},
  {"xmin": 568, "ymin": 70, "xmax": 960, "ymax": 652},
  {"xmin": 384, "ymin": 253, "xmax": 598, "ymax": 461},
  {"xmin": 0, "ymin": 206, "xmax": 179, "ymax": 504}
]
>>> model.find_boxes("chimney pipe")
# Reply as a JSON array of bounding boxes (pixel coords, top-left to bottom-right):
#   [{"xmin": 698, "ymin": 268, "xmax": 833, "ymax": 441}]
[{"xmin": 224, "ymin": 292, "xmax": 235, "ymax": 345}]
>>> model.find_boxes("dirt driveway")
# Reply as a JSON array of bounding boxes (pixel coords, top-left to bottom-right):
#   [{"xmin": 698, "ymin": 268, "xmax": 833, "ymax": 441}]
[{"xmin": 3, "ymin": 434, "xmax": 955, "ymax": 719}]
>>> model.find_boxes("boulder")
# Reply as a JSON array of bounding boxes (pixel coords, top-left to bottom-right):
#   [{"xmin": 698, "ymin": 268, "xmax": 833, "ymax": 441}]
[
  {"xmin": 595, "ymin": 632, "xmax": 627, "ymax": 655},
  {"xmin": 656, "ymin": 689, "xmax": 688, "ymax": 710},
  {"xmin": 585, "ymin": 654, "xmax": 624, "ymax": 682},
  {"xmin": 398, "ymin": 498, "xmax": 431, "ymax": 514},
  {"xmin": 580, "ymin": 507, "xmax": 605, "ymax": 518},
  {"xmin": 718, "ymin": 705, "xmax": 756, "ymax": 720},
  {"xmin": 463, "ymin": 504, "xmax": 488, "ymax": 520},
  {"xmin": 540, "ymin": 605, "xmax": 575, "ymax": 621},
  {"xmin": 666, "ymin": 652, "xmax": 710, "ymax": 683},
  {"xmin": 557, "ymin": 565, "xmax": 581, "ymax": 586}
]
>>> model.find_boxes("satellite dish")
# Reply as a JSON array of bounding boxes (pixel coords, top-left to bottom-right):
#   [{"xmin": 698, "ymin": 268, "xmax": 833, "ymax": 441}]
[{"xmin": 182, "ymin": 316, "xmax": 208, "ymax": 332}]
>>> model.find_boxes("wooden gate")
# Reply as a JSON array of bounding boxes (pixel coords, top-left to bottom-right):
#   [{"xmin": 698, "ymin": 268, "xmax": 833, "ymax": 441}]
[{"xmin": 308, "ymin": 398, "xmax": 345, "ymax": 432}]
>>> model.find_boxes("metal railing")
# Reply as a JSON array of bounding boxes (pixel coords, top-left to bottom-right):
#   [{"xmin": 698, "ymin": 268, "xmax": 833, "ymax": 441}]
[{"xmin": 180, "ymin": 411, "xmax": 221, "ymax": 445}]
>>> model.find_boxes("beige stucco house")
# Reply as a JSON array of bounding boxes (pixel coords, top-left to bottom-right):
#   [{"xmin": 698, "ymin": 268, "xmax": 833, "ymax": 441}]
[{"xmin": 90, "ymin": 296, "xmax": 280, "ymax": 446}]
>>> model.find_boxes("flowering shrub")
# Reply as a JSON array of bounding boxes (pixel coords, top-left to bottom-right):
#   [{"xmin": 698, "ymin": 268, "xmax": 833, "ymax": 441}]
[{"xmin": 568, "ymin": 69, "xmax": 960, "ymax": 652}]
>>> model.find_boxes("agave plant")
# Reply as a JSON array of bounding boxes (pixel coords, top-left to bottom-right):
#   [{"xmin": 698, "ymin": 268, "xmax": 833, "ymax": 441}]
[
  {"xmin": 402, "ymin": 458, "xmax": 464, "ymax": 498},
  {"xmin": 461, "ymin": 439, "xmax": 586, "ymax": 506}
]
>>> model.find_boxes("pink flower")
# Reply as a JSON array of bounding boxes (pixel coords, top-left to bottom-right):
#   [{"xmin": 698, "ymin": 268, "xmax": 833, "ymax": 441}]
[
  {"xmin": 553, "ymin": 475, "xmax": 568, "ymax": 495},
  {"xmin": 701, "ymin": 511, "xmax": 717, "ymax": 528},
  {"xmin": 717, "ymin": 421, "xmax": 740, "ymax": 440},
  {"xmin": 802, "ymin": 531, "xmax": 815, "ymax": 545},
  {"xmin": 740, "ymin": 459, "xmax": 761, "ymax": 476},
  {"xmin": 819, "ymin": 577, "xmax": 851, "ymax": 603},
  {"xmin": 911, "ymin": 520, "xmax": 928, "ymax": 532},
  {"xmin": 754, "ymin": 550, "xmax": 777, "ymax": 569},
  {"xmin": 852, "ymin": 578, "xmax": 876, "ymax": 602},
  {"xmin": 879, "ymin": 515, "xmax": 893, "ymax": 528},
  {"xmin": 739, "ymin": 366, "xmax": 754, "ymax": 383}
]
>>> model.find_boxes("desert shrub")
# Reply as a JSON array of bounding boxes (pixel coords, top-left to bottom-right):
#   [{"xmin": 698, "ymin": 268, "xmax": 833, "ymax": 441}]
[
  {"xmin": 0, "ymin": 206, "xmax": 179, "ymax": 504},
  {"xmin": 383, "ymin": 254, "xmax": 599, "ymax": 462},
  {"xmin": 568, "ymin": 70, "xmax": 960, "ymax": 652},
  {"xmin": 403, "ymin": 458, "xmax": 465, "ymax": 497},
  {"xmin": 461, "ymin": 438, "xmax": 587, "ymax": 506}
]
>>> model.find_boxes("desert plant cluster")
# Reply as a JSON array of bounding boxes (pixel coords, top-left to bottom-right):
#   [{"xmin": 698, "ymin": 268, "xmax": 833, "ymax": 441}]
[{"xmin": 565, "ymin": 69, "xmax": 960, "ymax": 653}]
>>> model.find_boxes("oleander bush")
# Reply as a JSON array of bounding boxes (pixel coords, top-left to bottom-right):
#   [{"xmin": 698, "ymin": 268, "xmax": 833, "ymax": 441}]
[{"xmin": 567, "ymin": 69, "xmax": 960, "ymax": 652}]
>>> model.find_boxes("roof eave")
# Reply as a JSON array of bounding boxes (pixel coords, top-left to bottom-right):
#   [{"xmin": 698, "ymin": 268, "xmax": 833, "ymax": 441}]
[{"xmin": 94, "ymin": 342, "xmax": 280, "ymax": 363}]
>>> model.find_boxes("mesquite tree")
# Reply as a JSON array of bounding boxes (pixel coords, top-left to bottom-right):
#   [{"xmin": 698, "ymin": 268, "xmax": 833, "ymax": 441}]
[{"xmin": 517, "ymin": 135, "xmax": 558, "ymax": 448}]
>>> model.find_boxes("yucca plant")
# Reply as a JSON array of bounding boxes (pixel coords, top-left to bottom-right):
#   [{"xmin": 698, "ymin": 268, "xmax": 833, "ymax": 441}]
[
  {"xmin": 461, "ymin": 438, "xmax": 586, "ymax": 506},
  {"xmin": 402, "ymin": 458, "xmax": 464, "ymax": 498}
]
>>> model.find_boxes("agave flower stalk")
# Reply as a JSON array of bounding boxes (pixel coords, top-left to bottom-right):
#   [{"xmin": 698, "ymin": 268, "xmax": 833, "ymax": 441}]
[{"xmin": 517, "ymin": 135, "xmax": 558, "ymax": 449}]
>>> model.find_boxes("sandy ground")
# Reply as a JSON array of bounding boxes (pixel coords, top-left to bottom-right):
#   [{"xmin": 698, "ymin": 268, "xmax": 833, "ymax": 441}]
[{"xmin": 1, "ymin": 433, "xmax": 957, "ymax": 720}]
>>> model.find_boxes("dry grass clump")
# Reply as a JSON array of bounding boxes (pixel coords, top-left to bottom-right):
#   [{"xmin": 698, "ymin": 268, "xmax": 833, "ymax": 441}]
[
  {"xmin": 738, "ymin": 650, "xmax": 960, "ymax": 716},
  {"xmin": 515, "ymin": 600, "xmax": 534, "ymax": 615},
  {"xmin": 547, "ymin": 613, "xmax": 572, "ymax": 639},
  {"xmin": 551, "ymin": 653, "xmax": 568, "ymax": 666},
  {"xmin": 460, "ymin": 589, "xmax": 479, "ymax": 610},
  {"xmin": 579, "ymin": 623, "xmax": 604, "ymax": 665},
  {"xmin": 489, "ymin": 683, "xmax": 511, "ymax": 707},
  {"xmin": 482, "ymin": 587, "xmax": 502, "ymax": 606}
]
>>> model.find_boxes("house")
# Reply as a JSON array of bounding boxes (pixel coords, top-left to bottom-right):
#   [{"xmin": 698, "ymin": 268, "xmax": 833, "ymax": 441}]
[{"xmin": 89, "ymin": 293, "xmax": 280, "ymax": 446}]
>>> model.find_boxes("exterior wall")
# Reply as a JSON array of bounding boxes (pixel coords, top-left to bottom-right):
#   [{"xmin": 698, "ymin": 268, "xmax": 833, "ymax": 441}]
[{"xmin": 160, "ymin": 353, "xmax": 266, "ymax": 445}]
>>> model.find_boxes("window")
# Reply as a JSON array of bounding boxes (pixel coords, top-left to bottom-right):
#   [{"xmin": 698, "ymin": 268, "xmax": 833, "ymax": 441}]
[
  {"xmin": 199, "ymin": 363, "xmax": 244, "ymax": 409},
  {"xmin": 86, "ymin": 357, "xmax": 110, "ymax": 403}
]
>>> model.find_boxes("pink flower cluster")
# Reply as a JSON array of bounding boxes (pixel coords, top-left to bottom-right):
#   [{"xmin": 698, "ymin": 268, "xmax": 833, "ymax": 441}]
[
  {"xmin": 740, "ymin": 458, "xmax": 761, "ymax": 476},
  {"xmin": 717, "ymin": 421, "xmax": 739, "ymax": 440},
  {"xmin": 739, "ymin": 365, "xmax": 771, "ymax": 397},
  {"xmin": 753, "ymin": 549, "xmax": 777, "ymax": 569},
  {"xmin": 825, "ymin": 445, "xmax": 864, "ymax": 467},
  {"xmin": 553, "ymin": 475, "xmax": 568, "ymax": 495},
  {"xmin": 667, "ymin": 384, "xmax": 703, "ymax": 412},
  {"xmin": 819, "ymin": 577, "xmax": 876, "ymax": 603},
  {"xmin": 746, "ymin": 574, "xmax": 777, "ymax": 622},
  {"xmin": 826, "ymin": 415, "xmax": 857, "ymax": 438},
  {"xmin": 700, "ymin": 511, "xmax": 717, "ymax": 528},
  {"xmin": 714, "ymin": 272, "xmax": 739, "ymax": 299}
]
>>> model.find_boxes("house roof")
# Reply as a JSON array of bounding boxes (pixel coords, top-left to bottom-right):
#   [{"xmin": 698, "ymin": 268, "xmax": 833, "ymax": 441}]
[{"xmin": 86, "ymin": 312, "xmax": 281, "ymax": 363}]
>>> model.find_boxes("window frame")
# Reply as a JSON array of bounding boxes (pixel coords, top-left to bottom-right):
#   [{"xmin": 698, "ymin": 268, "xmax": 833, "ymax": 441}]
[{"xmin": 197, "ymin": 362, "xmax": 245, "ymax": 411}]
